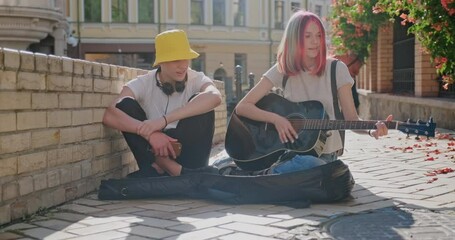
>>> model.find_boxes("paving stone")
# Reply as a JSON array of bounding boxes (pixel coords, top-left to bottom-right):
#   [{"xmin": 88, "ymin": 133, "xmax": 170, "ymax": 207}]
[
  {"xmin": 51, "ymin": 212, "xmax": 90, "ymax": 222},
  {"xmin": 66, "ymin": 221, "xmax": 131, "ymax": 236},
  {"xmin": 66, "ymin": 230, "xmax": 129, "ymax": 240},
  {"xmin": 227, "ymin": 214, "xmax": 282, "ymax": 225},
  {"xmin": 168, "ymin": 216, "xmax": 232, "ymax": 232},
  {"xmin": 118, "ymin": 225, "xmax": 179, "ymax": 239},
  {"xmin": 33, "ymin": 219, "xmax": 86, "ymax": 230},
  {"xmin": 220, "ymin": 222, "xmax": 286, "ymax": 236},
  {"xmin": 73, "ymin": 198, "xmax": 108, "ymax": 206},
  {"xmin": 124, "ymin": 216, "xmax": 181, "ymax": 228},
  {"xmin": 271, "ymin": 219, "xmax": 314, "ymax": 229},
  {"xmin": 78, "ymin": 216, "xmax": 137, "ymax": 226},
  {"xmin": 1, "ymin": 223, "xmax": 36, "ymax": 231},
  {"xmin": 137, "ymin": 203, "xmax": 189, "ymax": 212},
  {"xmin": 22, "ymin": 227, "xmax": 77, "ymax": 240},
  {"xmin": 92, "ymin": 207, "xmax": 144, "ymax": 217},
  {"xmin": 219, "ymin": 232, "xmax": 278, "ymax": 240},
  {"xmin": 0, "ymin": 231, "xmax": 23, "ymax": 239},
  {"xmin": 176, "ymin": 205, "xmax": 233, "ymax": 216},
  {"xmin": 58, "ymin": 204, "xmax": 103, "ymax": 214},
  {"xmin": 162, "ymin": 227, "xmax": 232, "ymax": 240},
  {"xmin": 134, "ymin": 210, "xmax": 181, "ymax": 220}
]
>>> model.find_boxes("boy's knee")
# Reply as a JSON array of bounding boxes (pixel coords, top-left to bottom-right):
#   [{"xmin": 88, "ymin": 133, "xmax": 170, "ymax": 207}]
[{"xmin": 115, "ymin": 97, "xmax": 137, "ymax": 111}]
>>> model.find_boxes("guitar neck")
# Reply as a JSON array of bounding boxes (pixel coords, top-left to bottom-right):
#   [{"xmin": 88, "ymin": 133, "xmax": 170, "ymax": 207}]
[{"xmin": 290, "ymin": 119, "xmax": 398, "ymax": 131}]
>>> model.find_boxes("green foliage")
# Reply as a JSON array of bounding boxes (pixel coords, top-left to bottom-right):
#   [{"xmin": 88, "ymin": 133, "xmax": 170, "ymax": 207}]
[
  {"xmin": 330, "ymin": 0, "xmax": 389, "ymax": 61},
  {"xmin": 330, "ymin": 0, "xmax": 455, "ymax": 85},
  {"xmin": 375, "ymin": 0, "xmax": 455, "ymax": 85}
]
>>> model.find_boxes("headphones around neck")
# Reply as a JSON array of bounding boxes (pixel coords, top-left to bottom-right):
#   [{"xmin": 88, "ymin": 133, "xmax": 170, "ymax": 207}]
[{"xmin": 155, "ymin": 68, "xmax": 187, "ymax": 95}]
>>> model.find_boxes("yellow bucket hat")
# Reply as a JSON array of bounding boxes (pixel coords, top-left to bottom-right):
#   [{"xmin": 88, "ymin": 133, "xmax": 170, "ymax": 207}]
[{"xmin": 153, "ymin": 29, "xmax": 199, "ymax": 67}]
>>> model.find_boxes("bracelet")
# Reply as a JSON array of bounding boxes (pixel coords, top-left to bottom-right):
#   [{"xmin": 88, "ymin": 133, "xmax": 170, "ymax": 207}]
[
  {"xmin": 368, "ymin": 129, "xmax": 373, "ymax": 137},
  {"xmin": 163, "ymin": 115, "xmax": 168, "ymax": 129}
]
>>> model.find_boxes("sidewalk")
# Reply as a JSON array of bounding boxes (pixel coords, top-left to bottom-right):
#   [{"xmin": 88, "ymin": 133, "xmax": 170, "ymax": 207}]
[{"xmin": 1, "ymin": 129, "xmax": 455, "ymax": 240}]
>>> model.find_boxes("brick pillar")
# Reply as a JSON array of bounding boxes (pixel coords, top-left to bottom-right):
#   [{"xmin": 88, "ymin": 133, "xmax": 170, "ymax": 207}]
[
  {"xmin": 376, "ymin": 23, "xmax": 393, "ymax": 93},
  {"xmin": 414, "ymin": 40, "xmax": 439, "ymax": 97},
  {"xmin": 369, "ymin": 42, "xmax": 378, "ymax": 92},
  {"xmin": 356, "ymin": 65, "xmax": 368, "ymax": 89}
]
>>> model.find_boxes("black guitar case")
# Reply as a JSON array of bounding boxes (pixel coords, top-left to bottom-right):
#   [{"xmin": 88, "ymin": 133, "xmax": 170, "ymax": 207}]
[{"xmin": 98, "ymin": 157, "xmax": 354, "ymax": 206}]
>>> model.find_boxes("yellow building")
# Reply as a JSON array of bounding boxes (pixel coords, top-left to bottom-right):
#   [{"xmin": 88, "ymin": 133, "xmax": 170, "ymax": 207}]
[{"xmin": 66, "ymin": 0, "xmax": 331, "ymax": 93}]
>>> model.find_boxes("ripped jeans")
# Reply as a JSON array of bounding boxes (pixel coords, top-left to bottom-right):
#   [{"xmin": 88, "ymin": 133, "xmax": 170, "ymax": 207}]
[{"xmin": 270, "ymin": 152, "xmax": 338, "ymax": 174}]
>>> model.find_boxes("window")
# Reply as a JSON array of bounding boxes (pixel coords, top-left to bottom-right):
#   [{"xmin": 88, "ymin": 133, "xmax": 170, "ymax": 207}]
[
  {"xmin": 112, "ymin": 0, "xmax": 128, "ymax": 23},
  {"xmin": 235, "ymin": 53, "xmax": 247, "ymax": 83},
  {"xmin": 212, "ymin": 0, "xmax": 225, "ymax": 26},
  {"xmin": 85, "ymin": 52, "xmax": 155, "ymax": 70},
  {"xmin": 84, "ymin": 0, "xmax": 101, "ymax": 22},
  {"xmin": 138, "ymin": 0, "xmax": 154, "ymax": 23},
  {"xmin": 191, "ymin": 0, "xmax": 204, "ymax": 25},
  {"xmin": 314, "ymin": 5, "xmax": 322, "ymax": 17},
  {"xmin": 291, "ymin": 2, "xmax": 300, "ymax": 12},
  {"xmin": 274, "ymin": 0, "xmax": 284, "ymax": 29},
  {"xmin": 191, "ymin": 53, "xmax": 206, "ymax": 72},
  {"xmin": 65, "ymin": 0, "xmax": 70, "ymax": 17},
  {"xmin": 233, "ymin": 0, "xmax": 246, "ymax": 27}
]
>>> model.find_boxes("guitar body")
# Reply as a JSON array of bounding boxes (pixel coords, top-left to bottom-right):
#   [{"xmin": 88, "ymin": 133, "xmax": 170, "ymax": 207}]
[{"xmin": 225, "ymin": 93, "xmax": 329, "ymax": 171}]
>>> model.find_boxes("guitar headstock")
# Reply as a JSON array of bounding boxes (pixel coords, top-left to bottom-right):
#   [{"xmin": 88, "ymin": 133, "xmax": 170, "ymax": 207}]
[{"xmin": 397, "ymin": 117, "xmax": 436, "ymax": 138}]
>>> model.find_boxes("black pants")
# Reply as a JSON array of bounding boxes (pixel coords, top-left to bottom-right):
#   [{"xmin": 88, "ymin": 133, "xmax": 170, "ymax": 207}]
[{"xmin": 116, "ymin": 97, "xmax": 215, "ymax": 175}]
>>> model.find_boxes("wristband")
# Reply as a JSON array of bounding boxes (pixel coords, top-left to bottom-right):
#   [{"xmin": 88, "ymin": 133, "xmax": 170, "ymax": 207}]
[{"xmin": 368, "ymin": 129, "xmax": 373, "ymax": 137}]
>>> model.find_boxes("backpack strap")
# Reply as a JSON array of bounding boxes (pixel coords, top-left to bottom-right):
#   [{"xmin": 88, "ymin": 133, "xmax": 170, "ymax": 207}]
[
  {"xmin": 330, "ymin": 60, "xmax": 345, "ymax": 155},
  {"xmin": 282, "ymin": 75, "xmax": 289, "ymax": 94}
]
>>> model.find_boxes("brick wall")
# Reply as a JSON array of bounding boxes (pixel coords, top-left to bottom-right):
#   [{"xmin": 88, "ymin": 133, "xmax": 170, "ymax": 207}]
[
  {"xmin": 414, "ymin": 41, "xmax": 439, "ymax": 97},
  {"xmin": 0, "ymin": 47, "xmax": 227, "ymax": 225}
]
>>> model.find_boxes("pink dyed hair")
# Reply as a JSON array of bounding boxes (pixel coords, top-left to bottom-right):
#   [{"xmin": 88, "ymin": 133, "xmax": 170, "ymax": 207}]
[{"xmin": 277, "ymin": 11, "xmax": 327, "ymax": 76}]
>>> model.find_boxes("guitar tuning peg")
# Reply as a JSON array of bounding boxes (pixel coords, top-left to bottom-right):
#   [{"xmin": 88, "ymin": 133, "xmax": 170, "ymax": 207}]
[
  {"xmin": 415, "ymin": 135, "xmax": 420, "ymax": 140},
  {"xmin": 417, "ymin": 119, "xmax": 423, "ymax": 124},
  {"xmin": 429, "ymin": 117, "xmax": 433, "ymax": 123},
  {"xmin": 406, "ymin": 118, "xmax": 411, "ymax": 123},
  {"xmin": 407, "ymin": 133, "xmax": 410, "ymax": 138}
]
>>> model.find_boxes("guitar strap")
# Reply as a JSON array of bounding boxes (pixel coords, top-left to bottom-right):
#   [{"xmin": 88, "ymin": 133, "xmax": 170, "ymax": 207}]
[
  {"xmin": 282, "ymin": 75, "xmax": 289, "ymax": 92},
  {"xmin": 330, "ymin": 60, "xmax": 345, "ymax": 156},
  {"xmin": 281, "ymin": 60, "xmax": 345, "ymax": 156}
]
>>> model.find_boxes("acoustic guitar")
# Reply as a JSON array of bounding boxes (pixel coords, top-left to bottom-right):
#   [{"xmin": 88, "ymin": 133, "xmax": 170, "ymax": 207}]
[{"xmin": 225, "ymin": 93, "xmax": 436, "ymax": 171}]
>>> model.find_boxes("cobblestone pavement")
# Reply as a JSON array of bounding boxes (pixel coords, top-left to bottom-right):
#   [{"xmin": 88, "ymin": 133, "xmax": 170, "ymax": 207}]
[{"xmin": 1, "ymin": 129, "xmax": 455, "ymax": 240}]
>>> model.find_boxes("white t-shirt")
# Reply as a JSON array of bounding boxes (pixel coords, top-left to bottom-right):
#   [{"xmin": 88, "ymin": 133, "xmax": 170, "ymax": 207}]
[
  {"xmin": 126, "ymin": 68, "xmax": 213, "ymax": 129},
  {"xmin": 264, "ymin": 59, "xmax": 354, "ymax": 154}
]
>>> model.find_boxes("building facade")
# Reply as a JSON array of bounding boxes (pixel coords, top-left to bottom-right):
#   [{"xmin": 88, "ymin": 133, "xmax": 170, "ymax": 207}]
[
  {"xmin": 0, "ymin": 0, "xmax": 69, "ymax": 56},
  {"xmin": 66, "ymin": 0, "xmax": 332, "ymax": 96}
]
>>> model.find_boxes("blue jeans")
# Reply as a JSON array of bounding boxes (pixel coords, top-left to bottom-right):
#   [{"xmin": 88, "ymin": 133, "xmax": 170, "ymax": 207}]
[{"xmin": 270, "ymin": 153, "xmax": 337, "ymax": 174}]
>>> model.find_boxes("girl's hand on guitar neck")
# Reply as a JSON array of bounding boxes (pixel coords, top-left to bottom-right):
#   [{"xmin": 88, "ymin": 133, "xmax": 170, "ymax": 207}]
[
  {"xmin": 369, "ymin": 115, "xmax": 393, "ymax": 139},
  {"xmin": 272, "ymin": 114, "xmax": 298, "ymax": 144}
]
